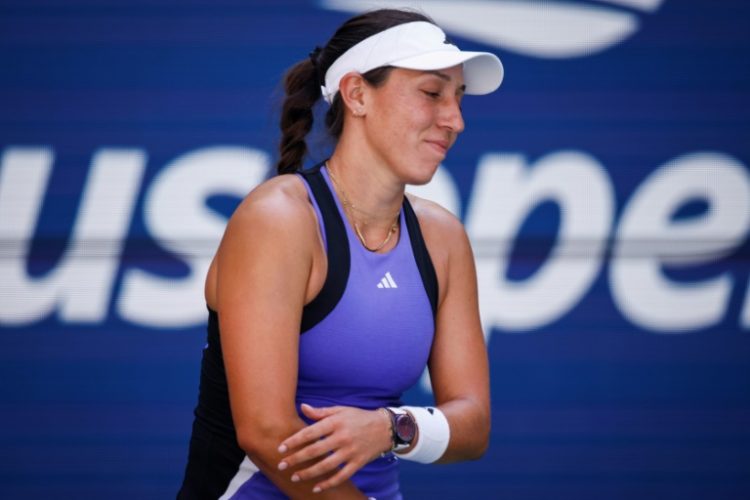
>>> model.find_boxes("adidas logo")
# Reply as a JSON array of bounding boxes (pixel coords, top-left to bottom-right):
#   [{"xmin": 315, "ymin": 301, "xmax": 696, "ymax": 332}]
[{"xmin": 377, "ymin": 272, "xmax": 398, "ymax": 289}]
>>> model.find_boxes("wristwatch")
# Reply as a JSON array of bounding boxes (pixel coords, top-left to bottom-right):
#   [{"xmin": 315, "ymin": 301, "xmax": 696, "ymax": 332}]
[{"xmin": 385, "ymin": 407, "xmax": 416, "ymax": 451}]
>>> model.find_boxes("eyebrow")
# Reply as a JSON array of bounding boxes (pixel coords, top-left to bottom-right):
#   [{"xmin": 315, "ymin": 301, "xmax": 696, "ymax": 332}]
[{"xmin": 425, "ymin": 70, "xmax": 467, "ymax": 92}]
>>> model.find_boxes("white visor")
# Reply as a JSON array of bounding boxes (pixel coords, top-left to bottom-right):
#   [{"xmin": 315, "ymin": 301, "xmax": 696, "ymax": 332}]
[{"xmin": 321, "ymin": 21, "xmax": 504, "ymax": 104}]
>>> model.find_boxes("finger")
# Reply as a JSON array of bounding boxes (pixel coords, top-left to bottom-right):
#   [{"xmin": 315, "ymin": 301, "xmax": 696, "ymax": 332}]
[
  {"xmin": 300, "ymin": 403, "xmax": 340, "ymax": 420},
  {"xmin": 299, "ymin": 403, "xmax": 323, "ymax": 421},
  {"xmin": 278, "ymin": 420, "xmax": 333, "ymax": 453},
  {"xmin": 278, "ymin": 435, "xmax": 337, "ymax": 469},
  {"xmin": 312, "ymin": 461, "xmax": 360, "ymax": 493},
  {"xmin": 291, "ymin": 449, "xmax": 348, "ymax": 483}
]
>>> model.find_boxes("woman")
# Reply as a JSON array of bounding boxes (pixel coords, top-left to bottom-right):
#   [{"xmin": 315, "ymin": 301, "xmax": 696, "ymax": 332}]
[{"xmin": 178, "ymin": 8, "xmax": 503, "ymax": 499}]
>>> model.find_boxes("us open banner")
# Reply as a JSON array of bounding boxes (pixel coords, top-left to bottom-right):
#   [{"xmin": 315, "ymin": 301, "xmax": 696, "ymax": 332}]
[{"xmin": 1, "ymin": 0, "xmax": 748, "ymax": 498}]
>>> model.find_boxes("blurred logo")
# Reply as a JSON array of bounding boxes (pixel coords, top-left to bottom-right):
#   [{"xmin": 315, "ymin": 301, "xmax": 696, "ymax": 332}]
[{"xmin": 319, "ymin": 0, "xmax": 665, "ymax": 58}]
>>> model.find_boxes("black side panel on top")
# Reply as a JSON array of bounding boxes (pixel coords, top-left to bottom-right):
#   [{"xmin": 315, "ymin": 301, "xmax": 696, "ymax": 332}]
[
  {"xmin": 299, "ymin": 164, "xmax": 351, "ymax": 333},
  {"xmin": 177, "ymin": 308, "xmax": 244, "ymax": 500},
  {"xmin": 403, "ymin": 196, "xmax": 439, "ymax": 318}
]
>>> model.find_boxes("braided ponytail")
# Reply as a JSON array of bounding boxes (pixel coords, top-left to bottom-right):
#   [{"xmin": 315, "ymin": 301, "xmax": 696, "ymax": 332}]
[{"xmin": 276, "ymin": 57, "xmax": 321, "ymax": 174}]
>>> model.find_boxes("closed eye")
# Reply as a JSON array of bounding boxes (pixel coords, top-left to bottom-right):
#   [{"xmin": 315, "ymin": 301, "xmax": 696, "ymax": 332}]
[{"xmin": 422, "ymin": 90, "xmax": 441, "ymax": 99}]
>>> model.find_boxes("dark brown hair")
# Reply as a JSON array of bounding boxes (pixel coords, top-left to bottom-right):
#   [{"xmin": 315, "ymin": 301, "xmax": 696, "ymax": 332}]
[{"xmin": 276, "ymin": 9, "xmax": 435, "ymax": 174}]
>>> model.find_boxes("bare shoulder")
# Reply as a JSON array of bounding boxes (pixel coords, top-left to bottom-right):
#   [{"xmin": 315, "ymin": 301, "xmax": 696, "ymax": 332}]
[
  {"xmin": 405, "ymin": 193, "xmax": 474, "ymax": 305},
  {"xmin": 219, "ymin": 173, "xmax": 318, "ymax": 247},
  {"xmin": 206, "ymin": 174, "xmax": 319, "ymax": 308},
  {"xmin": 218, "ymin": 173, "xmax": 319, "ymax": 265},
  {"xmin": 232, "ymin": 174, "xmax": 311, "ymax": 225},
  {"xmin": 405, "ymin": 192, "xmax": 470, "ymax": 251}
]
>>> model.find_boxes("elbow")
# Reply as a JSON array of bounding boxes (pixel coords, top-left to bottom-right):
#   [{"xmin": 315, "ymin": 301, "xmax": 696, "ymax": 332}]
[
  {"xmin": 465, "ymin": 410, "xmax": 491, "ymax": 461},
  {"xmin": 236, "ymin": 428, "xmax": 262, "ymax": 457},
  {"xmin": 471, "ymin": 430, "xmax": 490, "ymax": 460},
  {"xmin": 235, "ymin": 417, "xmax": 302, "ymax": 458},
  {"xmin": 235, "ymin": 425, "xmax": 267, "ymax": 457},
  {"xmin": 462, "ymin": 429, "xmax": 489, "ymax": 461}
]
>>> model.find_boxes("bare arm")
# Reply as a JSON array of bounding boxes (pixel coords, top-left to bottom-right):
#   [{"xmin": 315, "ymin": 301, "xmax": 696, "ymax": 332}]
[
  {"xmin": 215, "ymin": 178, "xmax": 366, "ymax": 499},
  {"xmin": 418, "ymin": 200, "xmax": 491, "ymax": 462}
]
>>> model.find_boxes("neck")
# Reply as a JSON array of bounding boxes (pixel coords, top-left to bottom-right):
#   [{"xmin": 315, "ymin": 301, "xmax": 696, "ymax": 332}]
[
  {"xmin": 327, "ymin": 138, "xmax": 405, "ymax": 226},
  {"xmin": 326, "ymin": 140, "xmax": 406, "ymax": 253}
]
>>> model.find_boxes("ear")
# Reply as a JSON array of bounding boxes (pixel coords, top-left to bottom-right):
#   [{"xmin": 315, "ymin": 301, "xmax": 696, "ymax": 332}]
[{"xmin": 338, "ymin": 71, "xmax": 367, "ymax": 117}]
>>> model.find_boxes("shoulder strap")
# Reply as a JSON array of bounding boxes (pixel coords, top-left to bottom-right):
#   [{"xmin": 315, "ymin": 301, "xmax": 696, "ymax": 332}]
[
  {"xmin": 402, "ymin": 196, "xmax": 439, "ymax": 318},
  {"xmin": 297, "ymin": 163, "xmax": 351, "ymax": 333}
]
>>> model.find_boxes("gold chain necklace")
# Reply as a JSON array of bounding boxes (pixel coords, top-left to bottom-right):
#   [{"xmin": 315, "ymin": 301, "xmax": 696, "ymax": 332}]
[{"xmin": 327, "ymin": 166, "xmax": 400, "ymax": 253}]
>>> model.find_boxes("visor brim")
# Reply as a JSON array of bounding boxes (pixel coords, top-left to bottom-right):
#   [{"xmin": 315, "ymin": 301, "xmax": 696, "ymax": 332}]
[{"xmin": 389, "ymin": 50, "xmax": 504, "ymax": 95}]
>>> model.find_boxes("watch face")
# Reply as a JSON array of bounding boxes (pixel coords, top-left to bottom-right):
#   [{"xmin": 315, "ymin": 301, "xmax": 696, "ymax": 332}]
[{"xmin": 395, "ymin": 413, "xmax": 416, "ymax": 443}]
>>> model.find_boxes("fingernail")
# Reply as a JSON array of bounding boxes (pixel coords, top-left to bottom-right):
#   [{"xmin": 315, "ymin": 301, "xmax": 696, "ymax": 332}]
[
  {"xmin": 313, "ymin": 486, "xmax": 322, "ymax": 493},
  {"xmin": 278, "ymin": 444, "xmax": 287, "ymax": 453},
  {"xmin": 277, "ymin": 461, "xmax": 287, "ymax": 471},
  {"xmin": 291, "ymin": 474, "xmax": 300, "ymax": 483}
]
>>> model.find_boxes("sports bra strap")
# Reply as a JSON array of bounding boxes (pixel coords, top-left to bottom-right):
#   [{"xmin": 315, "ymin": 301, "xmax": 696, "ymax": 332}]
[
  {"xmin": 402, "ymin": 196, "xmax": 439, "ymax": 318},
  {"xmin": 297, "ymin": 163, "xmax": 351, "ymax": 333}
]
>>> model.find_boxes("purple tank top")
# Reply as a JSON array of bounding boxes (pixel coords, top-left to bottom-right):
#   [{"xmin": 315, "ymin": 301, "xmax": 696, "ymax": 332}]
[
  {"xmin": 224, "ymin": 164, "xmax": 437, "ymax": 500},
  {"xmin": 296, "ymin": 166, "xmax": 435, "ymax": 410}
]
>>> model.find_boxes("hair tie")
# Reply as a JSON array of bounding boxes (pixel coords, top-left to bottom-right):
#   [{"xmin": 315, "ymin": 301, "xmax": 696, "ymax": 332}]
[
  {"xmin": 309, "ymin": 46, "xmax": 324, "ymax": 86},
  {"xmin": 308, "ymin": 46, "xmax": 322, "ymax": 66}
]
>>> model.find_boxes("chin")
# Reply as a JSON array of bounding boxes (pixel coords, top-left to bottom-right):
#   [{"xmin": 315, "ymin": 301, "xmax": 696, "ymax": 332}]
[{"xmin": 403, "ymin": 160, "xmax": 440, "ymax": 185}]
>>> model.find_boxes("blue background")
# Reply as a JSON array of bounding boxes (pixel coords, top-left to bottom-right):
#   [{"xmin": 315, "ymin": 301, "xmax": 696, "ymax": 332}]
[{"xmin": 1, "ymin": 0, "xmax": 749, "ymax": 498}]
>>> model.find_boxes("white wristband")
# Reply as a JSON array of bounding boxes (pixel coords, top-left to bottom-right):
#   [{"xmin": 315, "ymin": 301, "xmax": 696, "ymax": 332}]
[{"xmin": 392, "ymin": 406, "xmax": 450, "ymax": 464}]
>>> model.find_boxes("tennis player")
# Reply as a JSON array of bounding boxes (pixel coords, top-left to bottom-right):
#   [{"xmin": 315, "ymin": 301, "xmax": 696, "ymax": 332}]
[{"xmin": 178, "ymin": 8, "xmax": 503, "ymax": 499}]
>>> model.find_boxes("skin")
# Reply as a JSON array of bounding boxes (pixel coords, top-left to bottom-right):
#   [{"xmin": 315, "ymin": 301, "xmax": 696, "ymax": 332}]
[{"xmin": 204, "ymin": 63, "xmax": 489, "ymax": 498}]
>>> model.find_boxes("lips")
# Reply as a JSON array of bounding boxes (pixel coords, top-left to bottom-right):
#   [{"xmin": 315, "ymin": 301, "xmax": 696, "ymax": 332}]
[{"xmin": 425, "ymin": 139, "xmax": 449, "ymax": 155}]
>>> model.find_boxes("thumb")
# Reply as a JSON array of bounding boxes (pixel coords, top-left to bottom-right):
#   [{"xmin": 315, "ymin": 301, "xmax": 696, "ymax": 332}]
[{"xmin": 300, "ymin": 403, "xmax": 338, "ymax": 420}]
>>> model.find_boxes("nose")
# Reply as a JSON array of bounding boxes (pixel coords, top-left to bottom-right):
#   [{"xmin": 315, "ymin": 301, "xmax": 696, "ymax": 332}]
[{"xmin": 439, "ymin": 96, "xmax": 465, "ymax": 134}]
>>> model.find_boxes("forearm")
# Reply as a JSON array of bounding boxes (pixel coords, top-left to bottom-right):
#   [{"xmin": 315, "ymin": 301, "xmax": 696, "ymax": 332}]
[
  {"xmin": 432, "ymin": 397, "xmax": 490, "ymax": 463},
  {"xmin": 238, "ymin": 420, "xmax": 367, "ymax": 499}
]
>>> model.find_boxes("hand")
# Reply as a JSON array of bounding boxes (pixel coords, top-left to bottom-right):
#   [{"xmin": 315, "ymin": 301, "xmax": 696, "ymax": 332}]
[{"xmin": 277, "ymin": 403, "xmax": 392, "ymax": 493}]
